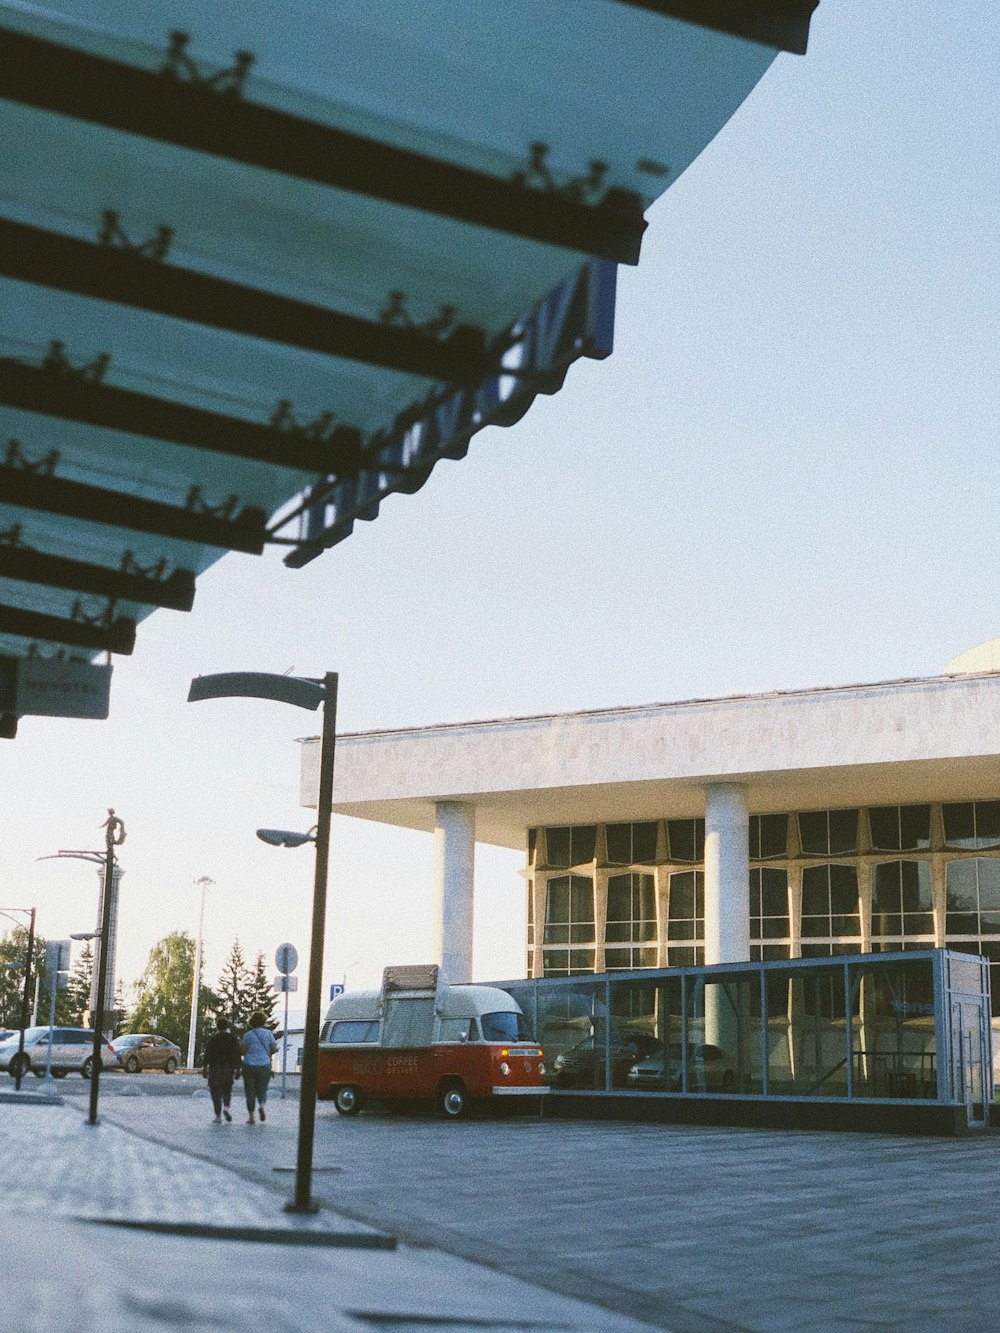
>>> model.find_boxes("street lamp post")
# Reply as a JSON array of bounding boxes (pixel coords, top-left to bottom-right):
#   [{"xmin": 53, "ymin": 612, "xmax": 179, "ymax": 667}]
[
  {"xmin": 0, "ymin": 905, "xmax": 36, "ymax": 1091},
  {"xmin": 187, "ymin": 877, "xmax": 214, "ymax": 1070},
  {"xmin": 39, "ymin": 809, "xmax": 126, "ymax": 1124},
  {"xmin": 188, "ymin": 670, "xmax": 338, "ymax": 1215}
]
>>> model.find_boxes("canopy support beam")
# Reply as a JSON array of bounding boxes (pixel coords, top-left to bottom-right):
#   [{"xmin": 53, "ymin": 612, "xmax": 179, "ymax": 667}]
[
  {"xmin": 0, "ymin": 27, "xmax": 646, "ymax": 264},
  {"xmin": 0, "ymin": 604, "xmax": 136, "ymax": 654},
  {"xmin": 0, "ymin": 545, "xmax": 196, "ymax": 611}
]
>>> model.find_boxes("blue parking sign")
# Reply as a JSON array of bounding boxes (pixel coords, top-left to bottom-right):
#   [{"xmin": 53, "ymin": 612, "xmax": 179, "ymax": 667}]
[{"xmin": 329, "ymin": 983, "xmax": 345, "ymax": 1000}]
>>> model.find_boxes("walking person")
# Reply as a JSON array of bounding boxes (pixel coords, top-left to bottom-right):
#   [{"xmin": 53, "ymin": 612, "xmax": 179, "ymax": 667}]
[
  {"xmin": 202, "ymin": 1016, "xmax": 242, "ymax": 1124},
  {"xmin": 241, "ymin": 1011, "xmax": 279, "ymax": 1123}
]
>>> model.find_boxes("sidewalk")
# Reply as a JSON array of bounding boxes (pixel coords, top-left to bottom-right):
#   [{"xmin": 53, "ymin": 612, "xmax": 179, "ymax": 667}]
[{"xmin": 1, "ymin": 1095, "xmax": 665, "ymax": 1333}]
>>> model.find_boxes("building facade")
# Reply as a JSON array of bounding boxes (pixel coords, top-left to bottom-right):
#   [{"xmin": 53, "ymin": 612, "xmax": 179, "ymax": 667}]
[{"xmin": 302, "ymin": 667, "xmax": 1000, "ymax": 1063}]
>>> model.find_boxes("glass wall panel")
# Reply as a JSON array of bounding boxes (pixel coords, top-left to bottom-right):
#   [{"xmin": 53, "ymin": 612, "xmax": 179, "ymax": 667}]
[
  {"xmin": 540, "ymin": 979, "xmax": 607, "ymax": 1090},
  {"xmin": 782, "ymin": 964, "xmax": 851, "ymax": 1096},
  {"xmin": 684, "ymin": 973, "xmax": 763, "ymax": 1095},
  {"xmin": 847, "ymin": 959, "xmax": 937, "ymax": 1099}
]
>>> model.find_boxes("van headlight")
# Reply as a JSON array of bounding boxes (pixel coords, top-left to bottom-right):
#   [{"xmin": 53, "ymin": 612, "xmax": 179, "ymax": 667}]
[{"xmin": 499, "ymin": 1061, "xmax": 511, "ymax": 1076}]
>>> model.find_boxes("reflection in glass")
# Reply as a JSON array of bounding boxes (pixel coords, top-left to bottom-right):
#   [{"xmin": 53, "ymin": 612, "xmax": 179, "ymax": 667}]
[
  {"xmin": 544, "ymin": 875, "xmax": 594, "ymax": 944},
  {"xmin": 606, "ymin": 873, "xmax": 656, "ymax": 943},
  {"xmin": 869, "ymin": 805, "xmax": 931, "ymax": 851}
]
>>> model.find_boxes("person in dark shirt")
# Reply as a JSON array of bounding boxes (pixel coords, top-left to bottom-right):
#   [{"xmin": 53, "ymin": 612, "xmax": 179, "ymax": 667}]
[{"xmin": 202, "ymin": 1016, "xmax": 242, "ymax": 1123}]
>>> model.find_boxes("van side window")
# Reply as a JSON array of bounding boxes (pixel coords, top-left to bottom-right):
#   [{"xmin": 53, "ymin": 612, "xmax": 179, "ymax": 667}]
[{"xmin": 329, "ymin": 1020, "xmax": 379, "ymax": 1044}]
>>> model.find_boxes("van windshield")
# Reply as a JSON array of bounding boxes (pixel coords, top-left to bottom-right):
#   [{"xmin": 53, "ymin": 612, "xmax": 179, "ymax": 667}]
[{"xmin": 480, "ymin": 1011, "xmax": 532, "ymax": 1043}]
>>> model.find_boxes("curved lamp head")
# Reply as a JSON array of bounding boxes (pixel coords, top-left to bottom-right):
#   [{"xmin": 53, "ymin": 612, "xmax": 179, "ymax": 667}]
[
  {"xmin": 256, "ymin": 827, "xmax": 317, "ymax": 849},
  {"xmin": 70, "ymin": 931, "xmax": 100, "ymax": 941}
]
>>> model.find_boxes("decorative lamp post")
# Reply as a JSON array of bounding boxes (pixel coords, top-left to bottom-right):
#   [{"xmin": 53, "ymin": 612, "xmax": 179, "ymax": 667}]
[
  {"xmin": 187, "ymin": 876, "xmax": 214, "ymax": 1070},
  {"xmin": 38, "ymin": 808, "xmax": 126, "ymax": 1124},
  {"xmin": 188, "ymin": 671, "xmax": 337, "ymax": 1215}
]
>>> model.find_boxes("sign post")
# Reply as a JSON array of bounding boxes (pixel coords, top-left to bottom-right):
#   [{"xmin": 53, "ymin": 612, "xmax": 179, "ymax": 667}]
[
  {"xmin": 43, "ymin": 940, "xmax": 70, "ymax": 1084},
  {"xmin": 275, "ymin": 942, "xmax": 298, "ymax": 1100}
]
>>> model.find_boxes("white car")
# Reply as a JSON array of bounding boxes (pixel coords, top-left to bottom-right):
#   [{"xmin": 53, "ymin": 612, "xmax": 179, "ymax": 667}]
[{"xmin": 0, "ymin": 1027, "xmax": 121, "ymax": 1079}]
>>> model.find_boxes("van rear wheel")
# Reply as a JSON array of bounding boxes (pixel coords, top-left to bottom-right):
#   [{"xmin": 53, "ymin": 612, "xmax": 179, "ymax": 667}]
[
  {"xmin": 334, "ymin": 1085, "xmax": 363, "ymax": 1116},
  {"xmin": 439, "ymin": 1081, "xmax": 468, "ymax": 1119}
]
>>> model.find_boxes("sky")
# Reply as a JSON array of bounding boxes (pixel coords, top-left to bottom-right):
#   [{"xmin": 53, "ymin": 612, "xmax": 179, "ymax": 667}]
[{"xmin": 1, "ymin": 2, "xmax": 998, "ymax": 1006}]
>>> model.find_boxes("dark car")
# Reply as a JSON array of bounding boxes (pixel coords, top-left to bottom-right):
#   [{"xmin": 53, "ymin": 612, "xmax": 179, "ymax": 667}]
[
  {"xmin": 551, "ymin": 1030, "xmax": 662, "ymax": 1089},
  {"xmin": 627, "ymin": 1042, "xmax": 737, "ymax": 1093},
  {"xmin": 110, "ymin": 1033, "xmax": 182, "ymax": 1073}
]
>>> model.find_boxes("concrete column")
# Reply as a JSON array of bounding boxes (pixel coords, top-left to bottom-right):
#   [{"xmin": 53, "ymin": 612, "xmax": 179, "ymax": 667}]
[
  {"xmin": 703, "ymin": 784, "xmax": 749, "ymax": 965},
  {"xmin": 434, "ymin": 801, "xmax": 475, "ymax": 985}
]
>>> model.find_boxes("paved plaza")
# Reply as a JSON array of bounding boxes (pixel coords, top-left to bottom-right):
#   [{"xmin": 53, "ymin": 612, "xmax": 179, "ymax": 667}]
[{"xmin": 4, "ymin": 1075, "xmax": 1000, "ymax": 1331}]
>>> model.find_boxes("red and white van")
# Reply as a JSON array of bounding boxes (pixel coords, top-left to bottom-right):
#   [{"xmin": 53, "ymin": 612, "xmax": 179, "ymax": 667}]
[{"xmin": 317, "ymin": 964, "xmax": 547, "ymax": 1118}]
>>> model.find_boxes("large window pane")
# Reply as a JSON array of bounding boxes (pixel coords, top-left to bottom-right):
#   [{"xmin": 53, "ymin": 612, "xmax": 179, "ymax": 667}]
[
  {"xmin": 872, "ymin": 861, "xmax": 933, "ymax": 939},
  {"xmin": 943, "ymin": 801, "xmax": 1000, "ymax": 850},
  {"xmin": 750, "ymin": 813, "xmax": 787, "ymax": 860},
  {"xmin": 667, "ymin": 871, "xmax": 704, "ymax": 942},
  {"xmin": 946, "ymin": 860, "xmax": 1000, "ymax": 936},
  {"xmin": 801, "ymin": 864, "xmax": 859, "ymax": 940},
  {"xmin": 606, "ymin": 872, "xmax": 656, "ymax": 943},
  {"xmin": 667, "ymin": 819, "xmax": 704, "ymax": 863},
  {"xmin": 545, "ymin": 825, "xmax": 596, "ymax": 867},
  {"xmin": 869, "ymin": 805, "xmax": 931, "ymax": 852},
  {"xmin": 799, "ymin": 809, "xmax": 858, "ymax": 856},
  {"xmin": 606, "ymin": 821, "xmax": 658, "ymax": 865},
  {"xmin": 544, "ymin": 875, "xmax": 594, "ymax": 944},
  {"xmin": 751, "ymin": 867, "xmax": 789, "ymax": 941}
]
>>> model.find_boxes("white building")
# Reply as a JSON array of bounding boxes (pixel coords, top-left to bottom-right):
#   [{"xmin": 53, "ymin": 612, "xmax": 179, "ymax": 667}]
[{"xmin": 301, "ymin": 659, "xmax": 1000, "ymax": 1060}]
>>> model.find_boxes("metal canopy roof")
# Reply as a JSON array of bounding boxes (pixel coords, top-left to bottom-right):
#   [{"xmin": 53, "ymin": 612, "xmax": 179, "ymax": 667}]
[{"xmin": 0, "ymin": 0, "xmax": 818, "ymax": 734}]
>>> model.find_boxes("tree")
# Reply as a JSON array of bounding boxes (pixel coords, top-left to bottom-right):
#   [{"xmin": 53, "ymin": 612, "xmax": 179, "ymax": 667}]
[
  {"xmin": 0, "ymin": 925, "xmax": 40, "ymax": 1029},
  {"xmin": 62, "ymin": 939, "xmax": 93, "ymax": 1028},
  {"xmin": 247, "ymin": 951, "xmax": 279, "ymax": 1033},
  {"xmin": 129, "ymin": 931, "xmax": 216, "ymax": 1055},
  {"xmin": 213, "ymin": 938, "xmax": 253, "ymax": 1033}
]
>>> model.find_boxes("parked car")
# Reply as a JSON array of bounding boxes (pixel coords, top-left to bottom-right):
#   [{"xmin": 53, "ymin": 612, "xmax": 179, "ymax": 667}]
[
  {"xmin": 0, "ymin": 1026, "xmax": 121, "ymax": 1079},
  {"xmin": 551, "ymin": 1030, "xmax": 662, "ymax": 1089},
  {"xmin": 627, "ymin": 1042, "xmax": 737, "ymax": 1093},
  {"xmin": 110, "ymin": 1033, "xmax": 182, "ymax": 1073}
]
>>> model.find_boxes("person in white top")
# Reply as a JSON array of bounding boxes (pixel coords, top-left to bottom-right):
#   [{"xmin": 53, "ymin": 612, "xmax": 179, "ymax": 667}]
[{"xmin": 240, "ymin": 1012, "xmax": 279, "ymax": 1124}]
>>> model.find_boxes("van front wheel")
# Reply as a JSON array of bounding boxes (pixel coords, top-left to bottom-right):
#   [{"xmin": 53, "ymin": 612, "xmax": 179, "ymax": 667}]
[
  {"xmin": 439, "ymin": 1081, "xmax": 467, "ymax": 1119},
  {"xmin": 334, "ymin": 1085, "xmax": 363, "ymax": 1116}
]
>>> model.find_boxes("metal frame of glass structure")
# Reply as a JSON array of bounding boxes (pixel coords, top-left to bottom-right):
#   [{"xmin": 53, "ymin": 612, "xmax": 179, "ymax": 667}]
[{"xmin": 493, "ymin": 949, "xmax": 993, "ymax": 1127}]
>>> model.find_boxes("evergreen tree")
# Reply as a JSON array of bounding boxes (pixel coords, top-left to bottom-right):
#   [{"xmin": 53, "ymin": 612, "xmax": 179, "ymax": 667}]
[
  {"xmin": 62, "ymin": 940, "xmax": 93, "ymax": 1027},
  {"xmin": 213, "ymin": 938, "xmax": 253, "ymax": 1033},
  {"xmin": 113, "ymin": 977, "xmax": 131, "ymax": 1035},
  {"xmin": 247, "ymin": 951, "xmax": 279, "ymax": 1032}
]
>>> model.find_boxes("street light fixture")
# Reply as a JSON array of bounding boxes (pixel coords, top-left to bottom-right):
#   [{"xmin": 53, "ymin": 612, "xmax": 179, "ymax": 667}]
[
  {"xmin": 38, "ymin": 809, "xmax": 125, "ymax": 1125},
  {"xmin": 189, "ymin": 670, "xmax": 338, "ymax": 1215},
  {"xmin": 256, "ymin": 827, "xmax": 317, "ymax": 849}
]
